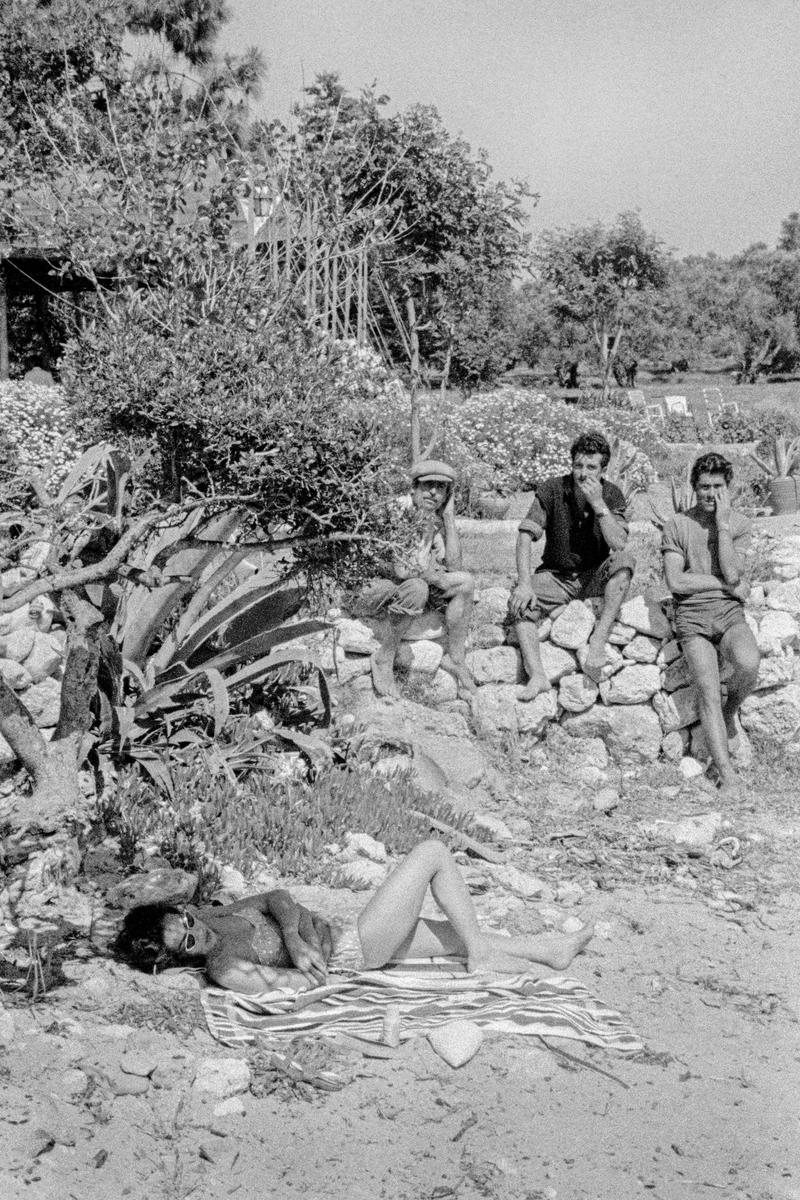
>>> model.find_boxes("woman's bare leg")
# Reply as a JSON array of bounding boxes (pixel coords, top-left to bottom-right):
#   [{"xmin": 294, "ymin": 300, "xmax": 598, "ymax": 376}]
[{"xmin": 357, "ymin": 840, "xmax": 594, "ymax": 973}]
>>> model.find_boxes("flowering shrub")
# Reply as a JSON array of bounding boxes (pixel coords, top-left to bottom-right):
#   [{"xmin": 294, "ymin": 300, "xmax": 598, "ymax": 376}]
[
  {"xmin": 438, "ymin": 388, "xmax": 655, "ymax": 495},
  {"xmin": 0, "ymin": 381, "xmax": 83, "ymax": 485}
]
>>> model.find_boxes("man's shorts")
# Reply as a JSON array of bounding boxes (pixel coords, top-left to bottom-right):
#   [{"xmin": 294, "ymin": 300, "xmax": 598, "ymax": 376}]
[
  {"xmin": 511, "ymin": 550, "xmax": 635, "ymax": 623},
  {"xmin": 355, "ymin": 577, "xmax": 450, "ymax": 619},
  {"xmin": 673, "ymin": 597, "xmax": 747, "ymax": 645}
]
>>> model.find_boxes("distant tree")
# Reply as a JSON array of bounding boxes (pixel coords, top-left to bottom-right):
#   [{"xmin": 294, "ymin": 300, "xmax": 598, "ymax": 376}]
[
  {"xmin": 778, "ymin": 212, "xmax": 800, "ymax": 252},
  {"xmin": 677, "ymin": 249, "xmax": 800, "ymax": 382},
  {"xmin": 535, "ymin": 212, "xmax": 668, "ymax": 398},
  {"xmin": 271, "ymin": 75, "xmax": 534, "ymax": 415}
]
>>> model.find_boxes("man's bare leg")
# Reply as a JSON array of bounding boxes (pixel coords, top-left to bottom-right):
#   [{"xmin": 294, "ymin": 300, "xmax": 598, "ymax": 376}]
[
  {"xmin": 438, "ymin": 572, "xmax": 476, "ymax": 696},
  {"xmin": 371, "ymin": 614, "xmax": 414, "ymax": 697},
  {"xmin": 719, "ymin": 623, "xmax": 760, "ymax": 749},
  {"xmin": 357, "ymin": 840, "xmax": 592, "ymax": 973},
  {"xmin": 515, "ymin": 619, "xmax": 550, "ymax": 701},
  {"xmin": 682, "ymin": 636, "xmax": 738, "ymax": 792},
  {"xmin": 584, "ymin": 568, "xmax": 631, "ymax": 680}
]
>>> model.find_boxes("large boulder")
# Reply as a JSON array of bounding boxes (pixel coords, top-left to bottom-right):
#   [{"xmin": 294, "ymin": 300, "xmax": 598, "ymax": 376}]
[
  {"xmin": 621, "ymin": 634, "xmax": 660, "ymax": 663},
  {"xmin": 653, "ymin": 684, "xmax": 698, "ymax": 732},
  {"xmin": 473, "ymin": 587, "xmax": 511, "ymax": 626},
  {"xmin": 401, "ymin": 612, "xmax": 447, "ymax": 642},
  {"xmin": 755, "ymin": 610, "xmax": 799, "ymax": 655},
  {"xmin": 619, "ymin": 595, "xmax": 671, "ymax": 639},
  {"xmin": 754, "ymin": 652, "xmax": 796, "ymax": 690},
  {"xmin": 355, "ymin": 696, "xmax": 488, "ymax": 790},
  {"xmin": 466, "ymin": 647, "xmax": 522, "ymax": 685},
  {"xmin": 396, "ymin": 640, "xmax": 443, "ymax": 675},
  {"xmin": 558, "ymin": 673, "xmax": 599, "ymax": 713},
  {"xmin": 549, "ymin": 601, "xmax": 595, "ymax": 650},
  {"xmin": 765, "ymin": 580, "xmax": 800, "ymax": 616},
  {"xmin": 766, "ymin": 535, "xmax": 800, "ymax": 580},
  {"xmin": 561, "ymin": 703, "xmax": 662, "ymax": 763},
  {"xmin": 334, "ymin": 618, "xmax": 379, "ymax": 655},
  {"xmin": 22, "ymin": 631, "xmax": 63, "ymax": 684},
  {"xmin": 576, "ymin": 642, "xmax": 624, "ymax": 679},
  {"xmin": 24, "ymin": 677, "xmax": 61, "ymax": 727},
  {"xmin": 661, "ymin": 656, "xmax": 693, "ymax": 693},
  {"xmin": 516, "ymin": 689, "xmax": 558, "ymax": 736},
  {"xmin": 472, "ymin": 684, "xmax": 519, "ymax": 734},
  {"xmin": 740, "ymin": 683, "xmax": 800, "ymax": 742},
  {"xmin": 599, "ymin": 663, "xmax": 661, "ymax": 704},
  {"xmin": 539, "ymin": 642, "xmax": 578, "ymax": 683}
]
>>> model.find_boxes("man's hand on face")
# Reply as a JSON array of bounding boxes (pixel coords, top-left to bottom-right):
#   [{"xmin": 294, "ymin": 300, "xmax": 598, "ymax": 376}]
[
  {"xmin": 578, "ymin": 476, "xmax": 605, "ymax": 511},
  {"xmin": 713, "ymin": 486, "xmax": 732, "ymax": 529},
  {"xmin": 442, "ymin": 489, "xmax": 456, "ymax": 518}
]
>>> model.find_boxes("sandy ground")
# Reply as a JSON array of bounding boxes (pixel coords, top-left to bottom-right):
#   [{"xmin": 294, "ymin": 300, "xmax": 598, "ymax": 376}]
[
  {"xmin": 0, "ymin": 757, "xmax": 797, "ymax": 1200},
  {"xmin": 1, "ymin": 506, "xmax": 799, "ymax": 1200}
]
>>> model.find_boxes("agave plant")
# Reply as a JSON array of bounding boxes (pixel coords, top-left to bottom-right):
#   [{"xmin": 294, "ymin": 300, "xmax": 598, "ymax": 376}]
[
  {"xmin": 750, "ymin": 435, "xmax": 800, "ymax": 479},
  {"xmin": 108, "ymin": 514, "xmax": 333, "ymax": 792},
  {"xmin": 604, "ymin": 436, "xmax": 645, "ymax": 508},
  {"xmin": 648, "ymin": 463, "xmax": 694, "ymax": 530}
]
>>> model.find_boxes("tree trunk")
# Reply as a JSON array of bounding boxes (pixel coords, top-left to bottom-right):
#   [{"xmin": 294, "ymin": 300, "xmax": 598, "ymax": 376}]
[
  {"xmin": 0, "ymin": 591, "xmax": 102, "ymax": 833},
  {"xmin": 406, "ymin": 292, "xmax": 423, "ymax": 462}
]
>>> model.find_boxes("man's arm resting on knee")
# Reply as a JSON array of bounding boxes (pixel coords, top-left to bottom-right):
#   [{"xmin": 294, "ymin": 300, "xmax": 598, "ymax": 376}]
[{"xmin": 509, "ymin": 526, "xmax": 542, "ymax": 617}]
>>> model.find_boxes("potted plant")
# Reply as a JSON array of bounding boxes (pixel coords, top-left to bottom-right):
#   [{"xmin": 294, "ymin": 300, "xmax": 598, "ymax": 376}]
[
  {"xmin": 750, "ymin": 436, "xmax": 800, "ymax": 515},
  {"xmin": 467, "ymin": 464, "xmax": 512, "ymax": 519}
]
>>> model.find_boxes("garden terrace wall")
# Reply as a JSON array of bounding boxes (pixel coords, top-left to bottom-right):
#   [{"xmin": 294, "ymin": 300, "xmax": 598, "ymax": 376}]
[{"xmin": 332, "ymin": 529, "xmax": 800, "ymax": 768}]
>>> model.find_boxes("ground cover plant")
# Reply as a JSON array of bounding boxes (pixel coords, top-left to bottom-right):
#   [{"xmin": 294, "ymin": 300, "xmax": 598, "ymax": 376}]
[{"xmin": 106, "ymin": 759, "xmax": 477, "ymax": 887}]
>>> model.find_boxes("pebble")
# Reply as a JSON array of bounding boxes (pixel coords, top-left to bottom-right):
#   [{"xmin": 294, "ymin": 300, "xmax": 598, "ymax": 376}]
[
  {"xmin": 592, "ymin": 788, "xmax": 619, "ymax": 813},
  {"xmin": 106, "ymin": 1069, "xmax": 150, "ymax": 1096},
  {"xmin": 213, "ymin": 1095, "xmax": 247, "ymax": 1119},
  {"xmin": 193, "ymin": 1057, "xmax": 251, "ymax": 1099},
  {"xmin": 555, "ymin": 881, "xmax": 585, "ymax": 906},
  {"xmin": 427, "ymin": 1020, "xmax": 484, "ymax": 1068}
]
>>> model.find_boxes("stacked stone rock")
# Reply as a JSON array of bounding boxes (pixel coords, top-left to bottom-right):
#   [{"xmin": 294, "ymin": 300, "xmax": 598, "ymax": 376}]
[
  {"xmin": 330, "ymin": 530, "xmax": 800, "ymax": 766},
  {"xmin": 0, "ymin": 580, "xmax": 64, "ymax": 762}
]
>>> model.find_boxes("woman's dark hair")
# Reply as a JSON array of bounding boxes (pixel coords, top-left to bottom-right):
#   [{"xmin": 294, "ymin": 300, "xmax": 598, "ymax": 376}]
[
  {"xmin": 690, "ymin": 451, "xmax": 733, "ymax": 489},
  {"xmin": 115, "ymin": 902, "xmax": 182, "ymax": 971},
  {"xmin": 571, "ymin": 432, "xmax": 611, "ymax": 469}
]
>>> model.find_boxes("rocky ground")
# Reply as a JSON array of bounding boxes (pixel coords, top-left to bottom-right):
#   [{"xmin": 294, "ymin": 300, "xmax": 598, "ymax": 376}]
[{"xmin": 0, "ymin": 513, "xmax": 799, "ymax": 1200}]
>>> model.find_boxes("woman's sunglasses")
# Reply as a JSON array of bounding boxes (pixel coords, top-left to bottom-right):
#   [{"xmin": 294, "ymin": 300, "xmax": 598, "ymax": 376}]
[{"xmin": 180, "ymin": 910, "xmax": 197, "ymax": 953}]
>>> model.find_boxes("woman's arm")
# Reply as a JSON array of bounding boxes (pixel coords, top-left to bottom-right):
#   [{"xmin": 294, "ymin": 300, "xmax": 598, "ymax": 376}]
[{"xmin": 207, "ymin": 953, "xmax": 308, "ymax": 995}]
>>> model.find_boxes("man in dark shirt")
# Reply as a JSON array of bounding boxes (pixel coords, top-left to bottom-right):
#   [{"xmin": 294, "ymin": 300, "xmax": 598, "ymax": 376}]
[{"xmin": 509, "ymin": 432, "xmax": 635, "ymax": 699}]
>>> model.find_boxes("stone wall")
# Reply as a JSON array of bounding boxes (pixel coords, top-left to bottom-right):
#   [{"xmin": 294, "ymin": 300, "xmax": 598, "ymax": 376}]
[
  {"xmin": 332, "ymin": 530, "xmax": 800, "ymax": 769},
  {"xmin": 0, "ymin": 577, "xmax": 64, "ymax": 763}
]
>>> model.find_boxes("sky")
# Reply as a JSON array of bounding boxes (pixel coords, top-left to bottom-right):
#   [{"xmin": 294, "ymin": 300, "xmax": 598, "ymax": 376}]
[{"xmin": 221, "ymin": 0, "xmax": 800, "ymax": 258}]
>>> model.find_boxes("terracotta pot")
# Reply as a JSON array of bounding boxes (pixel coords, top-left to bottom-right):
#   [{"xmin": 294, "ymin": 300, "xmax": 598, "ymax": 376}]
[
  {"xmin": 768, "ymin": 476, "xmax": 798, "ymax": 515},
  {"xmin": 476, "ymin": 494, "xmax": 511, "ymax": 519}
]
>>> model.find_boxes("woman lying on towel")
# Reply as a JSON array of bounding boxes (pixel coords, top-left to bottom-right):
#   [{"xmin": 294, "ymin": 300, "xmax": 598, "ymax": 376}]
[{"xmin": 117, "ymin": 840, "xmax": 593, "ymax": 995}]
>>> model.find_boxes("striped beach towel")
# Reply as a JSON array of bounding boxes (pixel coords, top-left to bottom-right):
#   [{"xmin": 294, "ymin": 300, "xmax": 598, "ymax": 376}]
[{"xmin": 200, "ymin": 960, "xmax": 642, "ymax": 1054}]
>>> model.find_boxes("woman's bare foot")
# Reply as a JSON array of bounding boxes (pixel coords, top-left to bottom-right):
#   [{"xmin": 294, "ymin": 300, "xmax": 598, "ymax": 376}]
[
  {"xmin": 467, "ymin": 924, "xmax": 594, "ymax": 975},
  {"xmin": 371, "ymin": 651, "xmax": 398, "ymax": 697},
  {"xmin": 517, "ymin": 674, "xmax": 550, "ymax": 702}
]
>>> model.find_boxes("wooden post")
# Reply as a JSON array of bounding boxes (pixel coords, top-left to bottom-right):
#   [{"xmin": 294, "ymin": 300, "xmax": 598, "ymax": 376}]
[{"xmin": 0, "ymin": 261, "xmax": 9, "ymax": 380}]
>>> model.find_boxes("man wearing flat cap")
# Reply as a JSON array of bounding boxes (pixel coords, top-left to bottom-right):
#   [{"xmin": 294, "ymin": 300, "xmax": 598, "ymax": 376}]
[{"xmin": 358, "ymin": 459, "xmax": 476, "ymax": 698}]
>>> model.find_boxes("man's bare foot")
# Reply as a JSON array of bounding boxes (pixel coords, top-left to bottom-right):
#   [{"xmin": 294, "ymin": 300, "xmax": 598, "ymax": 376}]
[
  {"xmin": 440, "ymin": 654, "xmax": 477, "ymax": 697},
  {"xmin": 716, "ymin": 776, "xmax": 743, "ymax": 801},
  {"xmin": 517, "ymin": 674, "xmax": 550, "ymax": 702},
  {"xmin": 370, "ymin": 652, "xmax": 398, "ymax": 697},
  {"xmin": 583, "ymin": 637, "xmax": 609, "ymax": 682}
]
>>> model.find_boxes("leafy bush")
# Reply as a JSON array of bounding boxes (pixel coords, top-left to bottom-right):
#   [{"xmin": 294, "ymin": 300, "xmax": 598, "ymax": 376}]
[
  {"xmin": 60, "ymin": 273, "xmax": 403, "ymax": 591},
  {"xmin": 107, "ymin": 761, "xmax": 477, "ymax": 882}
]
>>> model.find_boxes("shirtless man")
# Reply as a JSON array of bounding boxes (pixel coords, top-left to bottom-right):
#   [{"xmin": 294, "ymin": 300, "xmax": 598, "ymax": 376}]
[
  {"xmin": 358, "ymin": 459, "xmax": 475, "ymax": 698},
  {"xmin": 661, "ymin": 452, "xmax": 760, "ymax": 795},
  {"xmin": 509, "ymin": 432, "xmax": 635, "ymax": 698}
]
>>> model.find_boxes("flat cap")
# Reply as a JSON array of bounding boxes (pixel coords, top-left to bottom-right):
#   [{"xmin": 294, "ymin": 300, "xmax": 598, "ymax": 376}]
[{"xmin": 410, "ymin": 459, "xmax": 456, "ymax": 484}]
